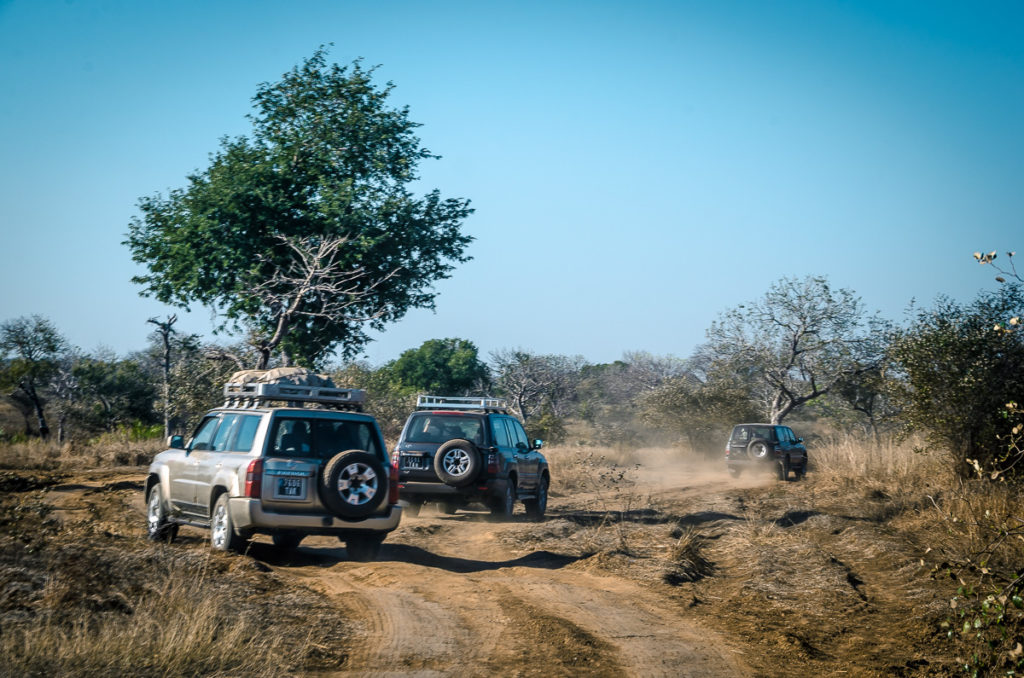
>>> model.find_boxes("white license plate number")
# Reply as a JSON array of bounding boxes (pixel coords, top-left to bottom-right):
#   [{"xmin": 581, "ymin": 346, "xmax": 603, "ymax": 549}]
[
  {"xmin": 401, "ymin": 455, "xmax": 429, "ymax": 470},
  {"xmin": 274, "ymin": 476, "xmax": 306, "ymax": 499}
]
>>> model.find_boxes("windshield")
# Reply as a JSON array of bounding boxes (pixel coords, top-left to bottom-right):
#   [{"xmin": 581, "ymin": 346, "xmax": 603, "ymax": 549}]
[
  {"xmin": 405, "ymin": 414, "xmax": 484, "ymax": 445},
  {"xmin": 268, "ymin": 417, "xmax": 383, "ymax": 459}
]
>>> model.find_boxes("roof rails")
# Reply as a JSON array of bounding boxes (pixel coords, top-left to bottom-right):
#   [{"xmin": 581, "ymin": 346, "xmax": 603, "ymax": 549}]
[
  {"xmin": 416, "ymin": 395, "xmax": 509, "ymax": 413},
  {"xmin": 223, "ymin": 382, "xmax": 365, "ymax": 411}
]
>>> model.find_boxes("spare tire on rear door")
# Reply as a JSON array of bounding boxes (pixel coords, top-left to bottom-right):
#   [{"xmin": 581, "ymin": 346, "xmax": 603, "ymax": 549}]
[
  {"xmin": 433, "ymin": 439, "xmax": 481, "ymax": 488},
  {"xmin": 320, "ymin": 450, "xmax": 387, "ymax": 519}
]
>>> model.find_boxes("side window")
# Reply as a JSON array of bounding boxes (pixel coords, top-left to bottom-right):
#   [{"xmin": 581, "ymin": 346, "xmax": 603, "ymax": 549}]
[
  {"xmin": 211, "ymin": 414, "xmax": 239, "ymax": 451},
  {"xmin": 785, "ymin": 428, "xmax": 797, "ymax": 443},
  {"xmin": 509, "ymin": 419, "xmax": 529, "ymax": 449},
  {"xmin": 189, "ymin": 416, "xmax": 220, "ymax": 451},
  {"xmin": 231, "ymin": 415, "xmax": 261, "ymax": 452},
  {"xmin": 492, "ymin": 417, "xmax": 512, "ymax": 447}
]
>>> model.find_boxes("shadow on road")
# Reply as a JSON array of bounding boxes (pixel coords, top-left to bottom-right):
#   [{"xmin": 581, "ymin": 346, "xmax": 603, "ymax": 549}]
[{"xmin": 249, "ymin": 540, "xmax": 584, "ymax": 573}]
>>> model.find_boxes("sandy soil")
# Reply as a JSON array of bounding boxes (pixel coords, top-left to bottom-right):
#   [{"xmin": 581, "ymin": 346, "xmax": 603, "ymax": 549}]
[{"xmin": 29, "ymin": 455, "xmax": 952, "ymax": 677}]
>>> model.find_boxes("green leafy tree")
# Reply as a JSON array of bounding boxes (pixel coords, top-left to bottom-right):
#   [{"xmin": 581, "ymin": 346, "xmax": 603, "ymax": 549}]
[
  {"xmin": 706, "ymin": 275, "xmax": 881, "ymax": 424},
  {"xmin": 0, "ymin": 316, "xmax": 66, "ymax": 438},
  {"xmin": 72, "ymin": 354, "xmax": 158, "ymax": 434},
  {"xmin": 889, "ymin": 285, "xmax": 1024, "ymax": 476},
  {"xmin": 390, "ymin": 338, "xmax": 489, "ymax": 395},
  {"xmin": 126, "ymin": 48, "xmax": 473, "ymax": 369}
]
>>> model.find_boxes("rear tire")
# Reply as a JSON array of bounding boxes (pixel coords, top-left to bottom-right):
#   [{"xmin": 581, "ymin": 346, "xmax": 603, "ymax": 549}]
[
  {"xmin": 524, "ymin": 475, "xmax": 548, "ymax": 522},
  {"xmin": 345, "ymin": 534, "xmax": 385, "ymax": 562},
  {"xmin": 727, "ymin": 467, "xmax": 742, "ymax": 479},
  {"xmin": 777, "ymin": 457, "xmax": 791, "ymax": 481},
  {"xmin": 402, "ymin": 500, "xmax": 422, "ymax": 517},
  {"xmin": 272, "ymin": 530, "xmax": 303, "ymax": 551},
  {"xmin": 439, "ymin": 501, "xmax": 460, "ymax": 515},
  {"xmin": 490, "ymin": 480, "xmax": 516, "ymax": 520}
]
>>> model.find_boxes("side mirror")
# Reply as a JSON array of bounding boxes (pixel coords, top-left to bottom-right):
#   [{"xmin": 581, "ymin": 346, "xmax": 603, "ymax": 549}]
[
  {"xmin": 167, "ymin": 435, "xmax": 185, "ymax": 450},
  {"xmin": 797, "ymin": 437, "xmax": 804, "ymax": 443},
  {"xmin": 533, "ymin": 439, "xmax": 544, "ymax": 450}
]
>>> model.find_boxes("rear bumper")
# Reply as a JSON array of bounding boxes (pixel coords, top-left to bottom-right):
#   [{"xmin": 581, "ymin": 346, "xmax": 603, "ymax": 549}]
[
  {"xmin": 399, "ymin": 476, "xmax": 508, "ymax": 501},
  {"xmin": 228, "ymin": 498, "xmax": 402, "ymax": 535}
]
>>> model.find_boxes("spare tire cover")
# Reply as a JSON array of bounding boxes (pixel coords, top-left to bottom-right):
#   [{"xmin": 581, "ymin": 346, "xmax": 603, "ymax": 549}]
[
  {"xmin": 319, "ymin": 450, "xmax": 387, "ymax": 519},
  {"xmin": 433, "ymin": 439, "xmax": 482, "ymax": 488}
]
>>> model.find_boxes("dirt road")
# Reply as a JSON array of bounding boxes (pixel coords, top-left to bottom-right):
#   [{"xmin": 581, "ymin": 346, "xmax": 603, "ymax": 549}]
[
  {"xmin": 248, "ymin": 471, "xmax": 755, "ymax": 677},
  {"xmin": 38, "ymin": 457, "xmax": 948, "ymax": 676}
]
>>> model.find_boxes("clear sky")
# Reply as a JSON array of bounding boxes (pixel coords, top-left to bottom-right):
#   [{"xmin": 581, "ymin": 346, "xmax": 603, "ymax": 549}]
[{"xmin": 1, "ymin": 0, "xmax": 1021, "ymax": 366}]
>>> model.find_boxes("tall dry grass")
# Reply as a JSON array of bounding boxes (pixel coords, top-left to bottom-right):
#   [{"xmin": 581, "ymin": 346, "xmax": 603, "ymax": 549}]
[
  {"xmin": 2, "ymin": 569, "xmax": 307, "ymax": 677},
  {"xmin": 0, "ymin": 434, "xmax": 164, "ymax": 470}
]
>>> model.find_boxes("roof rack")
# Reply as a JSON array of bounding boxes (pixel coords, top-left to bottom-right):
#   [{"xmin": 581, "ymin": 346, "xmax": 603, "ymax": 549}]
[
  {"xmin": 416, "ymin": 395, "xmax": 509, "ymax": 413},
  {"xmin": 223, "ymin": 382, "xmax": 365, "ymax": 411}
]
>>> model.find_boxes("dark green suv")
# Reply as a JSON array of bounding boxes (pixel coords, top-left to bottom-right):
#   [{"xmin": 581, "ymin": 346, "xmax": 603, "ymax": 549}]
[
  {"xmin": 394, "ymin": 396, "xmax": 549, "ymax": 520},
  {"xmin": 725, "ymin": 423, "xmax": 808, "ymax": 481}
]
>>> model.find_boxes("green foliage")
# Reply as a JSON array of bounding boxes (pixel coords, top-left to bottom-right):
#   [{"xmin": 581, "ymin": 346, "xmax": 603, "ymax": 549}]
[
  {"xmin": 0, "ymin": 316, "xmax": 67, "ymax": 438},
  {"xmin": 71, "ymin": 357, "xmax": 158, "ymax": 433},
  {"xmin": 125, "ymin": 48, "xmax": 473, "ymax": 368},
  {"xmin": 888, "ymin": 285, "xmax": 1024, "ymax": 476},
  {"xmin": 639, "ymin": 370, "xmax": 761, "ymax": 451},
  {"xmin": 389, "ymin": 338, "xmax": 489, "ymax": 395},
  {"xmin": 331, "ymin": 361, "xmax": 415, "ymax": 442}
]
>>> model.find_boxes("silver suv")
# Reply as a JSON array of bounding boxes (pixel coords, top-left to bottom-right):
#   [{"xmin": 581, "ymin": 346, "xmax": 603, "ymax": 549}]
[{"xmin": 144, "ymin": 378, "xmax": 401, "ymax": 561}]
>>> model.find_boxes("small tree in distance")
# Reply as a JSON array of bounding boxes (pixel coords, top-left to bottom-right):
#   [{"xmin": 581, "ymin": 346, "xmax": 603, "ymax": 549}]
[{"xmin": 0, "ymin": 316, "xmax": 66, "ymax": 438}]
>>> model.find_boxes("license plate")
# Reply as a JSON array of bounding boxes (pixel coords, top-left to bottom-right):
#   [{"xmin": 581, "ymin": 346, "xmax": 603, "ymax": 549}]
[
  {"xmin": 401, "ymin": 455, "xmax": 429, "ymax": 470},
  {"xmin": 274, "ymin": 476, "xmax": 306, "ymax": 500}
]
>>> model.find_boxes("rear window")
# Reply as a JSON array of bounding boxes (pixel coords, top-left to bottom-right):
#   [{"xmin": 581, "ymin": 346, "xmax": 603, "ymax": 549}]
[
  {"xmin": 404, "ymin": 414, "xmax": 485, "ymax": 445},
  {"xmin": 731, "ymin": 425, "xmax": 774, "ymax": 442},
  {"xmin": 267, "ymin": 417, "xmax": 383, "ymax": 460}
]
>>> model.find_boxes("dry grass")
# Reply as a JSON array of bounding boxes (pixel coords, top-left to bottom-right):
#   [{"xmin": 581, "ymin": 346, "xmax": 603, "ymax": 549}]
[
  {"xmin": 0, "ymin": 475, "xmax": 349, "ymax": 677},
  {"xmin": 2, "ymin": 567, "xmax": 308, "ymax": 677},
  {"xmin": 0, "ymin": 435, "xmax": 164, "ymax": 471}
]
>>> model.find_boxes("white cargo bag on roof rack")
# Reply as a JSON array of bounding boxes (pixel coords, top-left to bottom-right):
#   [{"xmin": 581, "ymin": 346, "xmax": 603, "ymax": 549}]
[
  {"xmin": 227, "ymin": 367, "xmax": 335, "ymax": 388},
  {"xmin": 223, "ymin": 368, "xmax": 364, "ymax": 410},
  {"xmin": 416, "ymin": 395, "xmax": 508, "ymax": 412}
]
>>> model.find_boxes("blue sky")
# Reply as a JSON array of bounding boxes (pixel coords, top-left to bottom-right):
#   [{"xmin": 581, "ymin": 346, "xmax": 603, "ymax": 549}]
[{"xmin": 1, "ymin": 0, "xmax": 1021, "ymax": 366}]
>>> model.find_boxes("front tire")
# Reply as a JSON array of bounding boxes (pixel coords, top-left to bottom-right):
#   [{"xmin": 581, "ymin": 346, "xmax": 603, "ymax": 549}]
[
  {"xmin": 345, "ymin": 534, "xmax": 385, "ymax": 562},
  {"xmin": 146, "ymin": 483, "xmax": 178, "ymax": 542},
  {"xmin": 211, "ymin": 493, "xmax": 245, "ymax": 552}
]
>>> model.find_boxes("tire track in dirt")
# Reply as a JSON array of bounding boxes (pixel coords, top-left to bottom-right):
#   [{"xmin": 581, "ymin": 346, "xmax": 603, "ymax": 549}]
[{"xmin": 268, "ymin": 513, "xmax": 749, "ymax": 678}]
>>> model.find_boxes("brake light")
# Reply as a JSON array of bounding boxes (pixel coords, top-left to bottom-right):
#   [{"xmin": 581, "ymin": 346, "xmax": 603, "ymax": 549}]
[
  {"xmin": 486, "ymin": 453, "xmax": 498, "ymax": 474},
  {"xmin": 388, "ymin": 459, "xmax": 399, "ymax": 505},
  {"xmin": 245, "ymin": 458, "xmax": 263, "ymax": 498}
]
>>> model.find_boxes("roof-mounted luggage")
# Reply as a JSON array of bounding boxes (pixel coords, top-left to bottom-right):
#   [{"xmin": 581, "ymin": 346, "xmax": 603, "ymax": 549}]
[
  {"xmin": 222, "ymin": 368, "xmax": 364, "ymax": 410},
  {"xmin": 416, "ymin": 395, "xmax": 509, "ymax": 413}
]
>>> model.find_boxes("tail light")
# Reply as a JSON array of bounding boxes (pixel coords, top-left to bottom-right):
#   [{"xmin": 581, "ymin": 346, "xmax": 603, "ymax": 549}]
[
  {"xmin": 244, "ymin": 458, "xmax": 263, "ymax": 498},
  {"xmin": 388, "ymin": 459, "xmax": 399, "ymax": 505},
  {"xmin": 486, "ymin": 453, "xmax": 498, "ymax": 474}
]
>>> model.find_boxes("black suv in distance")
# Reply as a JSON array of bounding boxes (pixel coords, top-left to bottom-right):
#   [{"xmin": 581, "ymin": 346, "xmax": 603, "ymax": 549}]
[
  {"xmin": 725, "ymin": 423, "xmax": 808, "ymax": 481},
  {"xmin": 394, "ymin": 396, "xmax": 549, "ymax": 520}
]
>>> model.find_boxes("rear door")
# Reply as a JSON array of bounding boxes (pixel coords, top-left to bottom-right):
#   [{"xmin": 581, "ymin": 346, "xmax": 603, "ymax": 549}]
[{"xmin": 191, "ymin": 413, "xmax": 263, "ymax": 514}]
